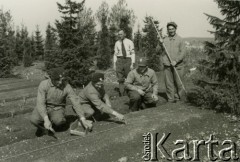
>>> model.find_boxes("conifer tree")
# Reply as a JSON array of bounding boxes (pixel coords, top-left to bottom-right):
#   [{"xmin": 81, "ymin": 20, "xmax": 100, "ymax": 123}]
[
  {"xmin": 134, "ymin": 24, "xmax": 142, "ymax": 52},
  {"xmin": 95, "ymin": 1, "xmax": 111, "ymax": 70},
  {"xmin": 76, "ymin": 6, "xmax": 96, "ymax": 57},
  {"xmin": 109, "ymin": 0, "xmax": 136, "ymax": 30},
  {"xmin": 53, "ymin": 0, "xmax": 96, "ymax": 86},
  {"xmin": 19, "ymin": 25, "xmax": 28, "ymax": 61},
  {"xmin": 23, "ymin": 37, "xmax": 33, "ymax": 67},
  {"xmin": 44, "ymin": 23, "xmax": 58, "ymax": 69},
  {"xmin": 29, "ymin": 34, "xmax": 36, "ymax": 59},
  {"xmin": 18, "ymin": 27, "xmax": 33, "ymax": 67},
  {"xmin": 108, "ymin": 0, "xmax": 136, "ymax": 53},
  {"xmin": 0, "ymin": 9, "xmax": 17, "ymax": 77},
  {"xmin": 96, "ymin": 1, "xmax": 109, "ymax": 25},
  {"xmin": 189, "ymin": 0, "xmax": 240, "ymax": 114},
  {"xmin": 119, "ymin": 15, "xmax": 132, "ymax": 39},
  {"xmin": 96, "ymin": 13, "xmax": 111, "ymax": 70},
  {"xmin": 45, "ymin": 23, "xmax": 57, "ymax": 51},
  {"xmin": 15, "ymin": 27, "xmax": 22, "ymax": 61},
  {"xmin": 55, "ymin": 0, "xmax": 85, "ymax": 49},
  {"xmin": 35, "ymin": 25, "xmax": 44, "ymax": 60},
  {"xmin": 142, "ymin": 16, "xmax": 163, "ymax": 71}
]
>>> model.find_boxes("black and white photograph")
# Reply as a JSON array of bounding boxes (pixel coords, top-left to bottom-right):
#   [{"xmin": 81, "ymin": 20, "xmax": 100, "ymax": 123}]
[{"xmin": 0, "ymin": 0, "xmax": 239, "ymax": 161}]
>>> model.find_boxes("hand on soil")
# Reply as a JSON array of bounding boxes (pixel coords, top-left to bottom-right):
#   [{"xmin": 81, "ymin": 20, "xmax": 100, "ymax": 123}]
[
  {"xmin": 115, "ymin": 112, "xmax": 125, "ymax": 121},
  {"xmin": 81, "ymin": 119, "xmax": 93, "ymax": 131}
]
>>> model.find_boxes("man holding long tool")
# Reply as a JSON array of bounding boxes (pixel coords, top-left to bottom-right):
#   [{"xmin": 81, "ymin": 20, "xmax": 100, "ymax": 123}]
[
  {"xmin": 162, "ymin": 22, "xmax": 185, "ymax": 103},
  {"xmin": 113, "ymin": 30, "xmax": 135, "ymax": 96}
]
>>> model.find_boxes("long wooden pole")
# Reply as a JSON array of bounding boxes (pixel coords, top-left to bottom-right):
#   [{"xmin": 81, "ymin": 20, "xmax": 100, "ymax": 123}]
[{"xmin": 149, "ymin": 17, "xmax": 187, "ymax": 93}]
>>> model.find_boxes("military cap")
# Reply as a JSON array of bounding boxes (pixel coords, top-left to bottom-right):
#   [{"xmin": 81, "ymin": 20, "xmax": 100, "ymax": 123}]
[
  {"xmin": 138, "ymin": 57, "xmax": 148, "ymax": 66},
  {"xmin": 48, "ymin": 67, "xmax": 65, "ymax": 80},
  {"xmin": 92, "ymin": 72, "xmax": 104, "ymax": 83},
  {"xmin": 167, "ymin": 22, "xmax": 177, "ymax": 29}
]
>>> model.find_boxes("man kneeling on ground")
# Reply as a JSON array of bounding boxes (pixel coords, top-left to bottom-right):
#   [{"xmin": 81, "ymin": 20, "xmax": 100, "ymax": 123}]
[
  {"xmin": 30, "ymin": 67, "xmax": 92, "ymax": 136},
  {"xmin": 125, "ymin": 57, "xmax": 159, "ymax": 112},
  {"xmin": 78, "ymin": 73, "xmax": 125, "ymax": 123}
]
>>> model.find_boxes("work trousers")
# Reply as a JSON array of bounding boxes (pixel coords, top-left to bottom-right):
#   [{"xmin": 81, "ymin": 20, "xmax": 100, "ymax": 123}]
[
  {"xmin": 164, "ymin": 66, "xmax": 184, "ymax": 102},
  {"xmin": 79, "ymin": 103, "xmax": 96, "ymax": 118},
  {"xmin": 116, "ymin": 57, "xmax": 131, "ymax": 96},
  {"xmin": 30, "ymin": 108, "xmax": 66, "ymax": 129},
  {"xmin": 127, "ymin": 90, "xmax": 158, "ymax": 112}
]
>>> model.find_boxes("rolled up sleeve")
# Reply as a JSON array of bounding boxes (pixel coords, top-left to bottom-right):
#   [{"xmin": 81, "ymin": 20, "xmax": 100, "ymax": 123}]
[
  {"xmin": 36, "ymin": 82, "xmax": 48, "ymax": 118},
  {"xmin": 87, "ymin": 92, "xmax": 113, "ymax": 114},
  {"xmin": 125, "ymin": 71, "xmax": 138, "ymax": 91}
]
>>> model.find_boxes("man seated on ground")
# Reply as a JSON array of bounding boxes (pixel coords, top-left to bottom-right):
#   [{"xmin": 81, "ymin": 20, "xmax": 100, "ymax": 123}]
[
  {"xmin": 30, "ymin": 67, "xmax": 92, "ymax": 136},
  {"xmin": 78, "ymin": 72, "xmax": 125, "ymax": 123},
  {"xmin": 125, "ymin": 57, "xmax": 159, "ymax": 112}
]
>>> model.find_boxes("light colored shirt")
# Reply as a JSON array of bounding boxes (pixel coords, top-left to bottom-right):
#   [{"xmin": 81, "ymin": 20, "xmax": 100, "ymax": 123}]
[
  {"xmin": 78, "ymin": 82, "xmax": 113, "ymax": 114},
  {"xmin": 36, "ymin": 79, "xmax": 84, "ymax": 118},
  {"xmin": 162, "ymin": 34, "xmax": 185, "ymax": 66},
  {"xmin": 125, "ymin": 68, "xmax": 158, "ymax": 95},
  {"xmin": 113, "ymin": 38, "xmax": 135, "ymax": 64}
]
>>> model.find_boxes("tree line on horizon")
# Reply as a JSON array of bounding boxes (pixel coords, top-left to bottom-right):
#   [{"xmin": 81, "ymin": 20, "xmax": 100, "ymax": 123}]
[{"xmin": 0, "ymin": 0, "xmax": 163, "ymax": 85}]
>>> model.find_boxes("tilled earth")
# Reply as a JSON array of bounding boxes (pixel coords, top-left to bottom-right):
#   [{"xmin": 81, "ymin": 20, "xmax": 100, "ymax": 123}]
[
  {"xmin": 0, "ymin": 72, "xmax": 240, "ymax": 162},
  {"xmin": 0, "ymin": 101, "xmax": 239, "ymax": 162}
]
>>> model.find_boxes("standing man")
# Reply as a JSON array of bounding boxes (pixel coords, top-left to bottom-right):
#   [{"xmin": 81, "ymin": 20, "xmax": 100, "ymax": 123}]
[
  {"xmin": 78, "ymin": 73, "xmax": 125, "ymax": 123},
  {"xmin": 30, "ymin": 67, "xmax": 92, "ymax": 136},
  {"xmin": 162, "ymin": 22, "xmax": 185, "ymax": 103},
  {"xmin": 113, "ymin": 30, "xmax": 135, "ymax": 96},
  {"xmin": 125, "ymin": 57, "xmax": 159, "ymax": 112}
]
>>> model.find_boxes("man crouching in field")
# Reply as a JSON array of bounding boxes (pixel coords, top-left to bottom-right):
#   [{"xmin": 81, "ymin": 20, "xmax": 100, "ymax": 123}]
[
  {"xmin": 30, "ymin": 67, "xmax": 92, "ymax": 136},
  {"xmin": 125, "ymin": 57, "xmax": 159, "ymax": 112},
  {"xmin": 78, "ymin": 73, "xmax": 125, "ymax": 124}
]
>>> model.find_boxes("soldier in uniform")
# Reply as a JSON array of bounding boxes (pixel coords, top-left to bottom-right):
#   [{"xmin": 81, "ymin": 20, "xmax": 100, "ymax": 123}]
[
  {"xmin": 78, "ymin": 72, "xmax": 125, "ymax": 123},
  {"xmin": 125, "ymin": 57, "xmax": 159, "ymax": 111},
  {"xmin": 30, "ymin": 67, "xmax": 92, "ymax": 136}
]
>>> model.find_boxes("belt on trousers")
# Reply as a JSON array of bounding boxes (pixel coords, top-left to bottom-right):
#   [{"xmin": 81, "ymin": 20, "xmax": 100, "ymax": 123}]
[
  {"xmin": 46, "ymin": 103, "xmax": 65, "ymax": 110},
  {"xmin": 117, "ymin": 56, "xmax": 131, "ymax": 59}
]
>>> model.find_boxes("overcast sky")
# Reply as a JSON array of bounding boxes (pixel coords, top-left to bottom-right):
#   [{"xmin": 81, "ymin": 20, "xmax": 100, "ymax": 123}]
[{"xmin": 0, "ymin": 0, "xmax": 222, "ymax": 38}]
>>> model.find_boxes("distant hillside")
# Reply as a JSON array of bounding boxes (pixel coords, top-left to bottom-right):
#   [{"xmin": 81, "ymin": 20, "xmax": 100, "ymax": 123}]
[
  {"xmin": 183, "ymin": 37, "xmax": 214, "ymax": 46},
  {"xmin": 183, "ymin": 37, "xmax": 214, "ymax": 43}
]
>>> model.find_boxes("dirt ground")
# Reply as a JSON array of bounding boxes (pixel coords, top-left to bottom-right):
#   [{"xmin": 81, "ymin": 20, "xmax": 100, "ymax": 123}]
[
  {"xmin": 0, "ymin": 64, "xmax": 240, "ymax": 162},
  {"xmin": 0, "ymin": 98, "xmax": 239, "ymax": 162}
]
